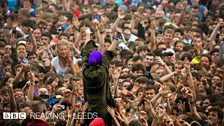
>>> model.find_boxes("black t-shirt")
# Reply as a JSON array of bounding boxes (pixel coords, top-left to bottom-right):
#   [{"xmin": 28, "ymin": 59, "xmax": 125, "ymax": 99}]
[{"xmin": 13, "ymin": 79, "xmax": 28, "ymax": 89}]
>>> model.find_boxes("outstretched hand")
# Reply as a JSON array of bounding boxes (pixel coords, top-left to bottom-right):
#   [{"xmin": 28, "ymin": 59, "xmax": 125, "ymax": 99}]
[{"xmin": 107, "ymin": 106, "xmax": 115, "ymax": 116}]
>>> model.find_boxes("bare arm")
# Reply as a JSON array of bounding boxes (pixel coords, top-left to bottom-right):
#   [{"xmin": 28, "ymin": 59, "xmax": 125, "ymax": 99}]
[
  {"xmin": 66, "ymin": 104, "xmax": 76, "ymax": 126},
  {"xmin": 160, "ymin": 72, "xmax": 176, "ymax": 83},
  {"xmin": 155, "ymin": 56, "xmax": 172, "ymax": 74},
  {"xmin": 151, "ymin": 85, "xmax": 170, "ymax": 107},
  {"xmin": 176, "ymin": 0, "xmax": 187, "ymax": 26},
  {"xmin": 186, "ymin": 88, "xmax": 202, "ymax": 120},
  {"xmin": 7, "ymin": 83, "xmax": 17, "ymax": 112},
  {"xmin": 112, "ymin": 18, "xmax": 122, "ymax": 32},
  {"xmin": 69, "ymin": 81, "xmax": 79, "ymax": 105},
  {"xmin": 150, "ymin": 22, "xmax": 156, "ymax": 51},
  {"xmin": 130, "ymin": 14, "xmax": 138, "ymax": 34},
  {"xmin": 150, "ymin": 92, "xmax": 162, "ymax": 107},
  {"xmin": 29, "ymin": 29, "xmax": 37, "ymax": 51},
  {"xmin": 27, "ymin": 70, "xmax": 35, "ymax": 102},
  {"xmin": 12, "ymin": 65, "xmax": 25, "ymax": 85},
  {"xmin": 111, "ymin": 12, "xmax": 125, "ymax": 32},
  {"xmin": 107, "ymin": 106, "xmax": 121, "ymax": 126},
  {"xmin": 62, "ymin": 0, "xmax": 68, "ymax": 11},
  {"xmin": 184, "ymin": 59, "xmax": 196, "ymax": 99},
  {"xmin": 27, "ymin": 81, "xmax": 34, "ymax": 102},
  {"xmin": 94, "ymin": 25, "xmax": 104, "ymax": 53},
  {"xmin": 74, "ymin": 33, "xmax": 82, "ymax": 48},
  {"xmin": 108, "ymin": 39, "xmax": 121, "ymax": 51},
  {"xmin": 189, "ymin": 101, "xmax": 202, "ymax": 120},
  {"xmin": 209, "ymin": 22, "xmax": 223, "ymax": 50}
]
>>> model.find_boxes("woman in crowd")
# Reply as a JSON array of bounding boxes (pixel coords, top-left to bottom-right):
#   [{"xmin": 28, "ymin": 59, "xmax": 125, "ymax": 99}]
[{"xmin": 51, "ymin": 40, "xmax": 80, "ymax": 77}]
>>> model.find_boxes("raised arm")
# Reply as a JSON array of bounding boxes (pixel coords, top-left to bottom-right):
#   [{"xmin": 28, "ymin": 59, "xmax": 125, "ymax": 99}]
[
  {"xmin": 94, "ymin": 24, "xmax": 104, "ymax": 53},
  {"xmin": 62, "ymin": 0, "xmax": 68, "ymax": 11},
  {"xmin": 183, "ymin": 59, "xmax": 196, "ymax": 99},
  {"xmin": 7, "ymin": 83, "xmax": 17, "ymax": 112},
  {"xmin": 27, "ymin": 70, "xmax": 35, "ymax": 102},
  {"xmin": 12, "ymin": 64, "xmax": 25, "ymax": 85},
  {"xmin": 69, "ymin": 81, "xmax": 79, "ymax": 105},
  {"xmin": 185, "ymin": 87, "xmax": 202, "ymax": 120},
  {"xmin": 111, "ymin": 12, "xmax": 125, "ymax": 32},
  {"xmin": 150, "ymin": 21, "xmax": 156, "ymax": 51},
  {"xmin": 130, "ymin": 14, "xmax": 138, "ymax": 35},
  {"xmin": 28, "ymin": 28, "xmax": 37, "ymax": 51},
  {"xmin": 155, "ymin": 56, "xmax": 172, "ymax": 74},
  {"xmin": 107, "ymin": 106, "xmax": 121, "ymax": 126},
  {"xmin": 209, "ymin": 20, "xmax": 224, "ymax": 50},
  {"xmin": 108, "ymin": 39, "xmax": 122, "ymax": 51},
  {"xmin": 74, "ymin": 25, "xmax": 86, "ymax": 49},
  {"xmin": 160, "ymin": 71, "xmax": 176, "ymax": 83},
  {"xmin": 176, "ymin": 0, "xmax": 188, "ymax": 26},
  {"xmin": 150, "ymin": 85, "xmax": 170, "ymax": 107}
]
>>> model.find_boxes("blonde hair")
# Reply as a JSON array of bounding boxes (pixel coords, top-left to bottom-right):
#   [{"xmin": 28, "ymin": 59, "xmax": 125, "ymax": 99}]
[{"xmin": 57, "ymin": 40, "xmax": 70, "ymax": 56}]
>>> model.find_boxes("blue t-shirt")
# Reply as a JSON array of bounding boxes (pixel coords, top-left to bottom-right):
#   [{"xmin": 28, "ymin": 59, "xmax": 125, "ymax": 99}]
[
  {"xmin": 131, "ymin": 0, "xmax": 143, "ymax": 6},
  {"xmin": 7, "ymin": 0, "xmax": 17, "ymax": 10},
  {"xmin": 187, "ymin": 4, "xmax": 207, "ymax": 21}
]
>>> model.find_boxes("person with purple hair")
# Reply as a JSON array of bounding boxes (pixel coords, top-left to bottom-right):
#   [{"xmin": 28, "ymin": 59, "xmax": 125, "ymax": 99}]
[{"xmin": 81, "ymin": 39, "xmax": 119, "ymax": 126}]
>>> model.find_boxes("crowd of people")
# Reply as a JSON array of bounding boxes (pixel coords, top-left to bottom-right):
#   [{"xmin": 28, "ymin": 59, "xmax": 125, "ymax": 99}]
[{"xmin": 0, "ymin": 0, "xmax": 224, "ymax": 126}]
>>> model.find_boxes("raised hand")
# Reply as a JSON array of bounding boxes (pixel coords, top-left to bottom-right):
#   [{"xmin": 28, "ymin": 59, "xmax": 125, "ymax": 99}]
[
  {"xmin": 107, "ymin": 106, "xmax": 115, "ymax": 116},
  {"xmin": 183, "ymin": 0, "xmax": 188, "ymax": 7},
  {"xmin": 176, "ymin": 80, "xmax": 184, "ymax": 89},
  {"xmin": 143, "ymin": 99, "xmax": 153, "ymax": 112},
  {"xmin": 112, "ymin": 69, "xmax": 120, "ymax": 81},
  {"xmin": 159, "ymin": 85, "xmax": 171, "ymax": 97},
  {"xmin": 6, "ymin": 82, "xmax": 13, "ymax": 91},
  {"xmin": 177, "ymin": 100, "xmax": 185, "ymax": 114},
  {"xmin": 184, "ymin": 87, "xmax": 194, "ymax": 99},
  {"xmin": 155, "ymin": 56, "xmax": 164, "ymax": 65},
  {"xmin": 118, "ymin": 12, "xmax": 125, "ymax": 19},
  {"xmin": 82, "ymin": 102, "xmax": 89, "ymax": 112},
  {"xmin": 72, "ymin": 16, "xmax": 80, "ymax": 28}
]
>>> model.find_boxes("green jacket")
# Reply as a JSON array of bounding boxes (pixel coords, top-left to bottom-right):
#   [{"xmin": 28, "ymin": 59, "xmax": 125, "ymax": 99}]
[{"xmin": 82, "ymin": 40, "xmax": 115, "ymax": 115}]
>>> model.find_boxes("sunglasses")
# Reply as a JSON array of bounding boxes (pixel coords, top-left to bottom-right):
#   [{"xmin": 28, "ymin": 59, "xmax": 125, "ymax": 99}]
[{"xmin": 40, "ymin": 27, "xmax": 47, "ymax": 30}]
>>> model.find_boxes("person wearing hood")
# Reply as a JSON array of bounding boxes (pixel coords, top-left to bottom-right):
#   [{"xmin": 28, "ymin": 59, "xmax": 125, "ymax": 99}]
[{"xmin": 82, "ymin": 39, "xmax": 118, "ymax": 126}]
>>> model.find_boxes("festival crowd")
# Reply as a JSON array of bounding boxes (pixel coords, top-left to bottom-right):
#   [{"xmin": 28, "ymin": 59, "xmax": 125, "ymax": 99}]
[{"xmin": 0, "ymin": 0, "xmax": 224, "ymax": 126}]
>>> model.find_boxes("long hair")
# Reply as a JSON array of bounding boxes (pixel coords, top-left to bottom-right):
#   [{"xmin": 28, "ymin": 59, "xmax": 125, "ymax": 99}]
[
  {"xmin": 57, "ymin": 40, "xmax": 70, "ymax": 66},
  {"xmin": 88, "ymin": 50, "xmax": 103, "ymax": 66}
]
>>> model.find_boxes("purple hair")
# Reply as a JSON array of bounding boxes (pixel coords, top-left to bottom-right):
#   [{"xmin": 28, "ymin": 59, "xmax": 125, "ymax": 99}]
[{"xmin": 88, "ymin": 50, "xmax": 103, "ymax": 66}]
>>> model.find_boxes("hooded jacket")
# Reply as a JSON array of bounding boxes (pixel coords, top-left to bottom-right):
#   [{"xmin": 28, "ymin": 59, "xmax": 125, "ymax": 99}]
[{"xmin": 82, "ymin": 40, "xmax": 115, "ymax": 116}]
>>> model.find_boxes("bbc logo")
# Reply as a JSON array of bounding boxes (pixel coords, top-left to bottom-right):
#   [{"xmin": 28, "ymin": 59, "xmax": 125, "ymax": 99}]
[{"xmin": 3, "ymin": 112, "xmax": 27, "ymax": 119}]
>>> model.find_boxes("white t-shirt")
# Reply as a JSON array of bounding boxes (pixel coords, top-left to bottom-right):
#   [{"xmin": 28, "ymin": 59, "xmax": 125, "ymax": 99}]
[
  {"xmin": 128, "ymin": 34, "xmax": 138, "ymax": 42},
  {"xmin": 51, "ymin": 56, "xmax": 77, "ymax": 77}
]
